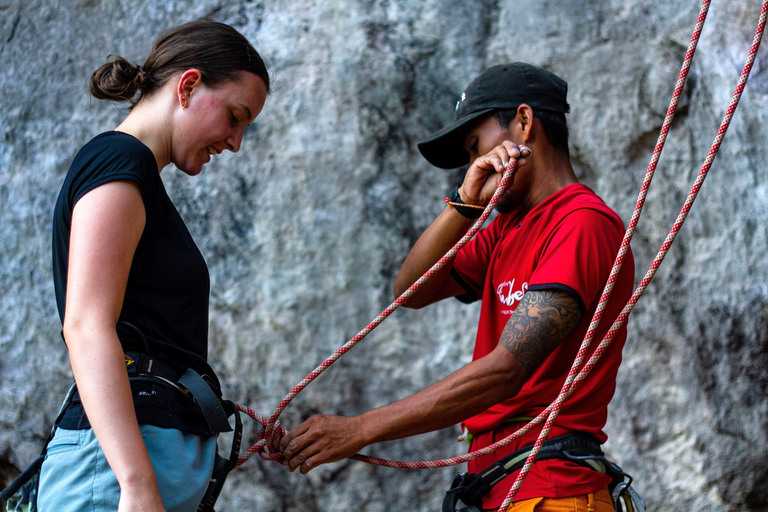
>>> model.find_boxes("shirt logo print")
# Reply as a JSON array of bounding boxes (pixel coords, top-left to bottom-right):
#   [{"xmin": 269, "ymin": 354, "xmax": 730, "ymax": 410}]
[{"xmin": 497, "ymin": 279, "xmax": 528, "ymax": 307}]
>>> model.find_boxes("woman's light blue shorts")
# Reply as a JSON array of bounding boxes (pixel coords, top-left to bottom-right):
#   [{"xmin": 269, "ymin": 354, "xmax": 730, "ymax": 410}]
[{"xmin": 37, "ymin": 425, "xmax": 217, "ymax": 512}]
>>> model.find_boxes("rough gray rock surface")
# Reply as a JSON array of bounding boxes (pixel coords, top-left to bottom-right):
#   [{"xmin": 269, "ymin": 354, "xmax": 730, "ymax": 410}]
[{"xmin": 1, "ymin": 1, "xmax": 767, "ymax": 511}]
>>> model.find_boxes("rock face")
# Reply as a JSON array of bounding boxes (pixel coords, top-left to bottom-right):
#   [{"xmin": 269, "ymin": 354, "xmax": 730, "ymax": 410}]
[{"xmin": 1, "ymin": 1, "xmax": 767, "ymax": 511}]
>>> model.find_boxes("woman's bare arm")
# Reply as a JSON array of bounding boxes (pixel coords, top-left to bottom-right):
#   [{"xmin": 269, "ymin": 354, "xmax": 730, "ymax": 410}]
[{"xmin": 64, "ymin": 180, "xmax": 166, "ymax": 511}]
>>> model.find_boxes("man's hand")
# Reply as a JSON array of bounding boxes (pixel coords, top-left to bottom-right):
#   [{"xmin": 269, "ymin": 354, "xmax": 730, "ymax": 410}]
[
  {"xmin": 460, "ymin": 141, "xmax": 530, "ymax": 206},
  {"xmin": 279, "ymin": 414, "xmax": 367, "ymax": 474}
]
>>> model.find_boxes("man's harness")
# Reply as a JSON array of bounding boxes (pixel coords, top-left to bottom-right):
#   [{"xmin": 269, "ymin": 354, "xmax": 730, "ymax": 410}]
[{"xmin": 443, "ymin": 432, "xmax": 645, "ymax": 512}]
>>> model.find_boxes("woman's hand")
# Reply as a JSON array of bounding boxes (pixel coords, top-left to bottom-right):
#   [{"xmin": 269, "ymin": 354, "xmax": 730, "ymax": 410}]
[
  {"xmin": 459, "ymin": 141, "xmax": 530, "ymax": 206},
  {"xmin": 118, "ymin": 484, "xmax": 167, "ymax": 512}
]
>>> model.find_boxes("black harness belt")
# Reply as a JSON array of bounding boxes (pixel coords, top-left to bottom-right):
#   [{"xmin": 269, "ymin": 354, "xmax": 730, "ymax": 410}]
[
  {"xmin": 122, "ymin": 350, "xmax": 241, "ymax": 512},
  {"xmin": 443, "ymin": 432, "xmax": 645, "ymax": 512},
  {"xmin": 178, "ymin": 367, "xmax": 232, "ymax": 434},
  {"xmin": 2, "ymin": 354, "xmax": 242, "ymax": 512}
]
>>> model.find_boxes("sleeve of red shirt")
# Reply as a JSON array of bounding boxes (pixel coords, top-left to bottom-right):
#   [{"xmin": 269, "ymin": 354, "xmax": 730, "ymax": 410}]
[
  {"xmin": 527, "ymin": 208, "xmax": 624, "ymax": 311},
  {"xmin": 451, "ymin": 215, "xmax": 507, "ymax": 302}
]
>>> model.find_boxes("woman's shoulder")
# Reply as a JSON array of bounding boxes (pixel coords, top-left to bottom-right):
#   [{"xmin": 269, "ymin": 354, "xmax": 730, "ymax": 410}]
[
  {"xmin": 74, "ymin": 131, "xmax": 156, "ymax": 170},
  {"xmin": 67, "ymin": 131, "xmax": 158, "ymax": 185},
  {"xmin": 63, "ymin": 131, "xmax": 160, "ymax": 207}
]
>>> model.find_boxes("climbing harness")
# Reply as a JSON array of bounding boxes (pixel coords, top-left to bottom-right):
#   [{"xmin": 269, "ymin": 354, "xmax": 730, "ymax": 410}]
[
  {"xmin": 3, "ymin": 1, "xmax": 764, "ymax": 510},
  {"xmin": 115, "ymin": 323, "xmax": 245, "ymax": 512},
  {"xmin": 1, "ymin": 323, "xmax": 241, "ymax": 512},
  {"xmin": 227, "ymin": 1, "xmax": 767, "ymax": 510},
  {"xmin": 121, "ymin": 349, "xmax": 243, "ymax": 512},
  {"xmin": 442, "ymin": 433, "xmax": 644, "ymax": 512}
]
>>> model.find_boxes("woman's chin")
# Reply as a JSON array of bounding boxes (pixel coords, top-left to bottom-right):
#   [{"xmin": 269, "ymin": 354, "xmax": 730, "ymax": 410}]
[{"xmin": 176, "ymin": 161, "xmax": 205, "ymax": 176}]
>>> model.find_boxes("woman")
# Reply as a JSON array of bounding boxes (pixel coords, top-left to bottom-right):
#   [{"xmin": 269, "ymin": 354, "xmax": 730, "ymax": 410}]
[{"xmin": 38, "ymin": 20, "xmax": 269, "ymax": 512}]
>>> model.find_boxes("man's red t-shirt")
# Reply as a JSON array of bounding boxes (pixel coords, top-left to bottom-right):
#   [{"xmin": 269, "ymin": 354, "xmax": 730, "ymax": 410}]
[{"xmin": 451, "ymin": 183, "xmax": 635, "ymax": 508}]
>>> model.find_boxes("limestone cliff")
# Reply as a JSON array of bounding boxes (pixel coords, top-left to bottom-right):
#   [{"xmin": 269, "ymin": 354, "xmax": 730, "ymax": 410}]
[{"xmin": 1, "ymin": 1, "xmax": 766, "ymax": 510}]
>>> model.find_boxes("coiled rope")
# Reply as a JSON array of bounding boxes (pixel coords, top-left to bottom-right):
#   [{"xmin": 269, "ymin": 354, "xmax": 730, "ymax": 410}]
[{"xmin": 234, "ymin": 1, "xmax": 767, "ymax": 509}]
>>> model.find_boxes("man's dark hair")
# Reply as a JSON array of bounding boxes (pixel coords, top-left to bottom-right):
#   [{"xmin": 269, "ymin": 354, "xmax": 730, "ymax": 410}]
[{"xmin": 494, "ymin": 108, "xmax": 570, "ymax": 156}]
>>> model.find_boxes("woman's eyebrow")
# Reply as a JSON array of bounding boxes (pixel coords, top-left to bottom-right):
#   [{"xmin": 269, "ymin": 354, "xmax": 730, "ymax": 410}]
[{"xmin": 239, "ymin": 103, "xmax": 253, "ymax": 123}]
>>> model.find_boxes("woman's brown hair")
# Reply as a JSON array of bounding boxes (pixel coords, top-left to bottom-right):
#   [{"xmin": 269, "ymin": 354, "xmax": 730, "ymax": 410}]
[{"xmin": 90, "ymin": 20, "xmax": 270, "ymax": 104}]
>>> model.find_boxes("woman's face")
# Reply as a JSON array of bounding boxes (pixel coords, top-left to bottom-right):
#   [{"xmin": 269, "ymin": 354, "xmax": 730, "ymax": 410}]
[{"xmin": 173, "ymin": 71, "xmax": 268, "ymax": 175}]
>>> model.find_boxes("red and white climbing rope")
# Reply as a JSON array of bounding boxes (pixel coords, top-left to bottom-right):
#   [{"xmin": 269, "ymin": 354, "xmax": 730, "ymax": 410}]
[
  {"xmin": 500, "ymin": 1, "xmax": 768, "ymax": 508},
  {"xmin": 236, "ymin": 158, "xmax": 521, "ymax": 467},
  {"xmin": 234, "ymin": 1, "xmax": 768, "ymax": 509}
]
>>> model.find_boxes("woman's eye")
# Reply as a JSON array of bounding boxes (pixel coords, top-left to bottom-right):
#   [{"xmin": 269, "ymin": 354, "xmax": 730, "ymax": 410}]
[{"xmin": 230, "ymin": 112, "xmax": 239, "ymax": 126}]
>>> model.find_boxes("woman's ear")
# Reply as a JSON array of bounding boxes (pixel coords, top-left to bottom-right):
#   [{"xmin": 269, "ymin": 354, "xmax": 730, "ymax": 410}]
[{"xmin": 176, "ymin": 69, "xmax": 203, "ymax": 108}]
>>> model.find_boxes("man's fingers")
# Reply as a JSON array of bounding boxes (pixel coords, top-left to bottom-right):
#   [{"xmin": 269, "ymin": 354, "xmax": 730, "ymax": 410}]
[
  {"xmin": 492, "ymin": 146, "xmax": 509, "ymax": 168},
  {"xmin": 281, "ymin": 416, "xmax": 334, "ymax": 472},
  {"xmin": 493, "ymin": 142, "xmax": 533, "ymax": 172},
  {"xmin": 287, "ymin": 445, "xmax": 311, "ymax": 472},
  {"xmin": 285, "ymin": 438, "xmax": 319, "ymax": 472},
  {"xmin": 279, "ymin": 430, "xmax": 294, "ymax": 452},
  {"xmin": 489, "ymin": 153, "xmax": 503, "ymax": 171},
  {"xmin": 501, "ymin": 140, "xmax": 519, "ymax": 156},
  {"xmin": 280, "ymin": 420, "xmax": 312, "ymax": 454},
  {"xmin": 516, "ymin": 146, "xmax": 531, "ymax": 168},
  {"xmin": 500, "ymin": 142, "xmax": 531, "ymax": 170},
  {"xmin": 285, "ymin": 432, "xmax": 328, "ymax": 473},
  {"xmin": 299, "ymin": 453, "xmax": 319, "ymax": 474},
  {"xmin": 500, "ymin": 141, "xmax": 531, "ymax": 159}
]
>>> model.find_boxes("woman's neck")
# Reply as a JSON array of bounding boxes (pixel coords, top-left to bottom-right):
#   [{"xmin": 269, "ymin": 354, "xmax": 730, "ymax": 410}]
[{"xmin": 115, "ymin": 94, "xmax": 173, "ymax": 172}]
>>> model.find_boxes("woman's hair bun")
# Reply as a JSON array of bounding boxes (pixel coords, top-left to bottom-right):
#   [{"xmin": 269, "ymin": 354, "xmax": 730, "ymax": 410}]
[{"xmin": 89, "ymin": 54, "xmax": 144, "ymax": 103}]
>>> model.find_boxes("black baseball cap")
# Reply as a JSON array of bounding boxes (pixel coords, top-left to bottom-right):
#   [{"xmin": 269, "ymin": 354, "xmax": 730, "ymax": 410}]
[{"xmin": 417, "ymin": 63, "xmax": 570, "ymax": 169}]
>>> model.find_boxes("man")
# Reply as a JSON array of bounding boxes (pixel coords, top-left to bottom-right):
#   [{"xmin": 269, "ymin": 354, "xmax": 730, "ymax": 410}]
[{"xmin": 280, "ymin": 63, "xmax": 635, "ymax": 511}]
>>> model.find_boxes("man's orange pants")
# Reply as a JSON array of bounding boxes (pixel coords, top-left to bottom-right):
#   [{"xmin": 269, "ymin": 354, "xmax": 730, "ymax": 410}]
[{"xmin": 487, "ymin": 488, "xmax": 614, "ymax": 512}]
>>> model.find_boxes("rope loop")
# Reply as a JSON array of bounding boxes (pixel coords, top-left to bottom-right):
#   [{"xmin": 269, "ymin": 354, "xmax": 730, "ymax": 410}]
[{"xmin": 235, "ymin": 404, "xmax": 287, "ymax": 466}]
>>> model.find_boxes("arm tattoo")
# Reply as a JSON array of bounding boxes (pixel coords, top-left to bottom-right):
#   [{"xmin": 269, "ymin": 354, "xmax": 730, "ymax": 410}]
[{"xmin": 499, "ymin": 289, "xmax": 583, "ymax": 377}]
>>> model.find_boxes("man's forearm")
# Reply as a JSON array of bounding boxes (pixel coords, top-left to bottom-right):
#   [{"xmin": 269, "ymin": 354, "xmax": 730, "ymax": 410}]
[
  {"xmin": 393, "ymin": 205, "xmax": 475, "ymax": 307},
  {"xmin": 280, "ymin": 290, "xmax": 581, "ymax": 474},
  {"xmin": 359, "ymin": 346, "xmax": 525, "ymax": 444},
  {"xmin": 361, "ymin": 289, "xmax": 583, "ymax": 444}
]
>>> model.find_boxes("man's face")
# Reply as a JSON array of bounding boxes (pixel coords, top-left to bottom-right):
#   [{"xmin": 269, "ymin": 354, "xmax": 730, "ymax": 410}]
[{"xmin": 462, "ymin": 113, "xmax": 526, "ymax": 213}]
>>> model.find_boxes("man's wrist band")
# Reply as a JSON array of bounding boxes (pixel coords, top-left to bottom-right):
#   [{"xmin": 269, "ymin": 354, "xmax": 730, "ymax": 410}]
[{"xmin": 445, "ymin": 186, "xmax": 484, "ymax": 219}]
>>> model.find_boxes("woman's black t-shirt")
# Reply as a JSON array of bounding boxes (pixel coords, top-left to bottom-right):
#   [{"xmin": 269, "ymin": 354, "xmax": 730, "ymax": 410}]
[{"xmin": 52, "ymin": 131, "xmax": 216, "ymax": 435}]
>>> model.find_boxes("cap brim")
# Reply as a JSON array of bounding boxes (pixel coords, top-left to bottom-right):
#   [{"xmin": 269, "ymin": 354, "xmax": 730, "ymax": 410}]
[{"xmin": 417, "ymin": 108, "xmax": 495, "ymax": 169}]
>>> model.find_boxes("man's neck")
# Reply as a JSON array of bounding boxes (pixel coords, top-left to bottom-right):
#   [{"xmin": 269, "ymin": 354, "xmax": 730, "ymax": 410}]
[{"xmin": 519, "ymin": 150, "xmax": 578, "ymax": 212}]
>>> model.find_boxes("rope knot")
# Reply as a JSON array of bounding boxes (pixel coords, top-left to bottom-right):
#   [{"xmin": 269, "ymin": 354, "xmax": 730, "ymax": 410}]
[{"xmin": 235, "ymin": 405, "xmax": 288, "ymax": 466}]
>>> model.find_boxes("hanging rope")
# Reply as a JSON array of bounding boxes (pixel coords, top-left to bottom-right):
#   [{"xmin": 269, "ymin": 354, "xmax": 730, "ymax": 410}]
[
  {"xmin": 233, "ymin": 1, "xmax": 767, "ymax": 509},
  {"xmin": 500, "ymin": 0, "xmax": 768, "ymax": 508},
  {"xmin": 236, "ymin": 158, "xmax": 521, "ymax": 467}
]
